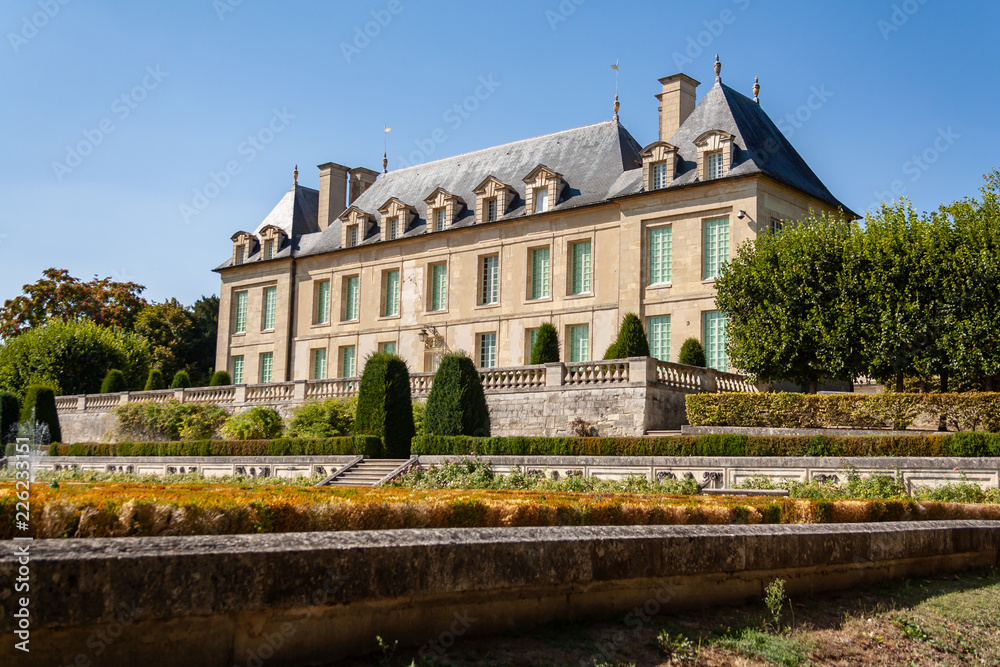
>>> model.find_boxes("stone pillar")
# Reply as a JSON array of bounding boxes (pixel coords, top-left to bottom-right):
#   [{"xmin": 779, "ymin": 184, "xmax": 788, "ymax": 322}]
[
  {"xmin": 174, "ymin": 389, "xmax": 186, "ymax": 403},
  {"xmin": 234, "ymin": 385, "xmax": 247, "ymax": 404},
  {"xmin": 628, "ymin": 357, "xmax": 657, "ymax": 385},
  {"xmin": 544, "ymin": 363, "xmax": 565, "ymax": 387},
  {"xmin": 293, "ymin": 380, "xmax": 307, "ymax": 401},
  {"xmin": 703, "ymin": 369, "xmax": 718, "ymax": 393},
  {"xmin": 76, "ymin": 396, "xmax": 86, "ymax": 411}
]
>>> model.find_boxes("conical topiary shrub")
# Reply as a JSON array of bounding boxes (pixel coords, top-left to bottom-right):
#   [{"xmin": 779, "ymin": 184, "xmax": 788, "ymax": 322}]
[
  {"xmin": 530, "ymin": 323, "xmax": 560, "ymax": 364},
  {"xmin": 101, "ymin": 369, "xmax": 128, "ymax": 393},
  {"xmin": 0, "ymin": 391, "xmax": 21, "ymax": 445},
  {"xmin": 20, "ymin": 385, "xmax": 61, "ymax": 444},
  {"xmin": 144, "ymin": 368, "xmax": 166, "ymax": 391},
  {"xmin": 209, "ymin": 371, "xmax": 232, "ymax": 386},
  {"xmin": 355, "ymin": 353, "xmax": 414, "ymax": 458},
  {"xmin": 170, "ymin": 370, "xmax": 192, "ymax": 389},
  {"xmin": 602, "ymin": 342, "xmax": 620, "ymax": 360},
  {"xmin": 424, "ymin": 353, "xmax": 491, "ymax": 437},
  {"xmin": 615, "ymin": 313, "xmax": 650, "ymax": 358},
  {"xmin": 679, "ymin": 338, "xmax": 707, "ymax": 367}
]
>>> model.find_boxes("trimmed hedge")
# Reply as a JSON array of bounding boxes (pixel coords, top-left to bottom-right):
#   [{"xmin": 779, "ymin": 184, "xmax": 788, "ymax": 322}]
[
  {"xmin": 21, "ymin": 385, "xmax": 61, "ymax": 443},
  {"xmin": 16, "ymin": 436, "xmax": 383, "ymax": 458},
  {"xmin": 355, "ymin": 353, "xmax": 414, "ymax": 458},
  {"xmin": 686, "ymin": 392, "xmax": 1000, "ymax": 432},
  {"xmin": 425, "ymin": 353, "xmax": 490, "ymax": 437},
  {"xmin": 0, "ymin": 392, "xmax": 20, "ymax": 445},
  {"xmin": 411, "ymin": 432, "xmax": 1000, "ymax": 457}
]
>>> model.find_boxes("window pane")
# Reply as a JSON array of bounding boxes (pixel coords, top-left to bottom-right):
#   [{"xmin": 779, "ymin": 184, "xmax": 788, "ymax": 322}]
[
  {"xmin": 316, "ymin": 281, "xmax": 331, "ymax": 324},
  {"xmin": 531, "ymin": 247, "xmax": 550, "ymax": 299},
  {"xmin": 264, "ymin": 240, "xmax": 274, "ymax": 260},
  {"xmin": 571, "ymin": 241, "xmax": 592, "ymax": 294},
  {"xmin": 534, "ymin": 188, "xmax": 548, "ymax": 213},
  {"xmin": 479, "ymin": 332, "xmax": 497, "ymax": 368},
  {"xmin": 262, "ymin": 287, "xmax": 276, "ymax": 330},
  {"xmin": 236, "ymin": 246, "xmax": 245, "ymax": 265},
  {"xmin": 770, "ymin": 218, "xmax": 783, "ymax": 235},
  {"xmin": 312, "ymin": 348, "xmax": 327, "ymax": 380},
  {"xmin": 344, "ymin": 276, "xmax": 359, "ymax": 321},
  {"xmin": 707, "ymin": 151, "xmax": 724, "ymax": 179},
  {"xmin": 380, "ymin": 341, "xmax": 397, "ymax": 356},
  {"xmin": 341, "ymin": 346, "xmax": 356, "ymax": 377},
  {"xmin": 703, "ymin": 217, "xmax": 730, "ymax": 280},
  {"xmin": 259, "ymin": 352, "xmax": 273, "ymax": 383},
  {"xmin": 430, "ymin": 263, "xmax": 448, "ymax": 311},
  {"xmin": 648, "ymin": 316, "xmax": 671, "ymax": 362},
  {"xmin": 235, "ymin": 292, "xmax": 248, "ymax": 333},
  {"xmin": 528, "ymin": 328, "xmax": 539, "ymax": 362},
  {"xmin": 648, "ymin": 227, "xmax": 672, "ymax": 285},
  {"xmin": 232, "ymin": 355, "xmax": 244, "ymax": 384},
  {"xmin": 388, "ymin": 216, "xmax": 399, "ymax": 240},
  {"xmin": 348, "ymin": 225, "xmax": 358, "ymax": 247},
  {"xmin": 481, "ymin": 255, "xmax": 498, "ymax": 304},
  {"xmin": 652, "ymin": 162, "xmax": 667, "ymax": 189},
  {"xmin": 703, "ymin": 311, "xmax": 729, "ymax": 371},
  {"xmin": 384, "ymin": 270, "xmax": 400, "ymax": 316},
  {"xmin": 486, "ymin": 198, "xmax": 497, "ymax": 222},
  {"xmin": 435, "ymin": 208, "xmax": 446, "ymax": 232},
  {"xmin": 569, "ymin": 324, "xmax": 589, "ymax": 362}
]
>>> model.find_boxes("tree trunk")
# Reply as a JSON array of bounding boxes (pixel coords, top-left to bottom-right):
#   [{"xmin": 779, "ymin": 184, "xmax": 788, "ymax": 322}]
[
  {"xmin": 896, "ymin": 372, "xmax": 904, "ymax": 393},
  {"xmin": 808, "ymin": 377, "xmax": 819, "ymax": 394},
  {"xmin": 939, "ymin": 370, "xmax": 949, "ymax": 393}
]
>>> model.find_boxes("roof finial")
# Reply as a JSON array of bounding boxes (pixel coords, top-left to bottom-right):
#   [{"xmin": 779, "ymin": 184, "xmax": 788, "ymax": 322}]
[
  {"xmin": 382, "ymin": 152, "xmax": 388, "ymax": 174},
  {"xmin": 714, "ymin": 54, "xmax": 721, "ymax": 82},
  {"xmin": 611, "ymin": 60, "xmax": 620, "ymax": 121},
  {"xmin": 613, "ymin": 94, "xmax": 620, "ymax": 121},
  {"xmin": 293, "ymin": 164, "xmax": 298, "ymax": 185},
  {"xmin": 753, "ymin": 76, "xmax": 760, "ymax": 103}
]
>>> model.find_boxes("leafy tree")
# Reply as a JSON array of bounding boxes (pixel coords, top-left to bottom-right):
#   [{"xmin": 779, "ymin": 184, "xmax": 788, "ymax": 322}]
[
  {"xmin": 144, "ymin": 368, "xmax": 166, "ymax": 391},
  {"xmin": 678, "ymin": 338, "xmax": 707, "ymax": 367},
  {"xmin": 101, "ymin": 370, "xmax": 128, "ymax": 393},
  {"xmin": 0, "ymin": 391, "xmax": 21, "ymax": 444},
  {"xmin": 20, "ymin": 385, "xmax": 61, "ymax": 443},
  {"xmin": 0, "ymin": 268, "xmax": 146, "ymax": 339},
  {"xmin": 134, "ymin": 299, "xmax": 198, "ymax": 382},
  {"xmin": 0, "ymin": 320, "xmax": 150, "ymax": 397},
  {"xmin": 424, "ymin": 353, "xmax": 490, "ymax": 437},
  {"xmin": 530, "ymin": 323, "xmax": 560, "ymax": 364},
  {"xmin": 170, "ymin": 370, "xmax": 192, "ymax": 389},
  {"xmin": 190, "ymin": 295, "xmax": 219, "ymax": 385},
  {"xmin": 355, "ymin": 353, "xmax": 415, "ymax": 458},
  {"xmin": 209, "ymin": 371, "xmax": 231, "ymax": 386},
  {"xmin": 715, "ymin": 212, "xmax": 862, "ymax": 392}
]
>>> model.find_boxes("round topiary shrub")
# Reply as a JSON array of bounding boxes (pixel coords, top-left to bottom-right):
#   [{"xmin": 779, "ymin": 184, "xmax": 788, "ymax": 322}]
[
  {"xmin": 615, "ymin": 312, "xmax": 650, "ymax": 358},
  {"xmin": 530, "ymin": 323, "xmax": 560, "ymax": 364},
  {"xmin": 424, "ymin": 353, "xmax": 491, "ymax": 437},
  {"xmin": 209, "ymin": 371, "xmax": 232, "ymax": 386},
  {"xmin": 679, "ymin": 338, "xmax": 707, "ymax": 367},
  {"xmin": 170, "ymin": 370, "xmax": 192, "ymax": 389},
  {"xmin": 355, "ymin": 353, "xmax": 415, "ymax": 458},
  {"xmin": 144, "ymin": 368, "xmax": 166, "ymax": 391},
  {"xmin": 20, "ymin": 384, "xmax": 61, "ymax": 444},
  {"xmin": 0, "ymin": 391, "xmax": 21, "ymax": 445},
  {"xmin": 101, "ymin": 369, "xmax": 128, "ymax": 393}
]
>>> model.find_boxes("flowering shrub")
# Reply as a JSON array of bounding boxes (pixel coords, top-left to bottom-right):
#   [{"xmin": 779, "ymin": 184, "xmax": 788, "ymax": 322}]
[{"xmin": 220, "ymin": 406, "xmax": 283, "ymax": 440}]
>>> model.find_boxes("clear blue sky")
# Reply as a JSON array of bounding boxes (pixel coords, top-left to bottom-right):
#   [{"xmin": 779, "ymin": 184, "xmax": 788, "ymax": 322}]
[{"xmin": 2, "ymin": 0, "xmax": 997, "ymax": 306}]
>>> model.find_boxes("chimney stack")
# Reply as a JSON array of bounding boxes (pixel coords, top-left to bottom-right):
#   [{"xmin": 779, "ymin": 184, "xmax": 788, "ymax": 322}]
[
  {"xmin": 656, "ymin": 74, "xmax": 700, "ymax": 142},
  {"xmin": 317, "ymin": 162, "xmax": 349, "ymax": 231},
  {"xmin": 349, "ymin": 167, "xmax": 379, "ymax": 204}
]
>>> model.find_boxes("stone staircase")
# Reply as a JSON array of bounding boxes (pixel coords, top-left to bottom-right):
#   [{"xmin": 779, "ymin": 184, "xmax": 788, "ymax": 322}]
[{"xmin": 317, "ymin": 457, "xmax": 416, "ymax": 487}]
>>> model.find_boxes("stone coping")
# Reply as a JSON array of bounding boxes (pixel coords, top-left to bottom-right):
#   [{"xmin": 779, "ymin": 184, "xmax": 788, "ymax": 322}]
[
  {"xmin": 418, "ymin": 455, "xmax": 1000, "ymax": 469},
  {"xmin": 682, "ymin": 425, "xmax": 947, "ymax": 437}
]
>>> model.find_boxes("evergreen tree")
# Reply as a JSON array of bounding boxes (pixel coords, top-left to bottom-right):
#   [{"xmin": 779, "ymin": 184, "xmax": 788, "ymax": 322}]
[
  {"xmin": 615, "ymin": 313, "xmax": 650, "ymax": 357},
  {"xmin": 678, "ymin": 338, "xmax": 707, "ymax": 367},
  {"xmin": 209, "ymin": 371, "xmax": 232, "ymax": 386},
  {"xmin": 20, "ymin": 385, "xmax": 61, "ymax": 443},
  {"xmin": 355, "ymin": 353, "xmax": 415, "ymax": 458},
  {"xmin": 144, "ymin": 368, "xmax": 165, "ymax": 391},
  {"xmin": 424, "ymin": 353, "xmax": 491, "ymax": 437},
  {"xmin": 0, "ymin": 391, "xmax": 21, "ymax": 445},
  {"xmin": 101, "ymin": 369, "xmax": 128, "ymax": 393},
  {"xmin": 170, "ymin": 370, "xmax": 192, "ymax": 389},
  {"xmin": 530, "ymin": 323, "xmax": 560, "ymax": 364}
]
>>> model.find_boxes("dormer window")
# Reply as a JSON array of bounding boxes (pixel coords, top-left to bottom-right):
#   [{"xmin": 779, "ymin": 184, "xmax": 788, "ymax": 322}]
[
  {"xmin": 230, "ymin": 231, "xmax": 258, "ymax": 267},
  {"xmin": 434, "ymin": 208, "xmax": 446, "ymax": 231},
  {"xmin": 707, "ymin": 151, "xmax": 724, "ymax": 180},
  {"xmin": 486, "ymin": 198, "xmax": 498, "ymax": 222},
  {"xmin": 473, "ymin": 176, "xmax": 514, "ymax": 224},
  {"xmin": 522, "ymin": 165, "xmax": 565, "ymax": 216},
  {"xmin": 423, "ymin": 187, "xmax": 464, "ymax": 233},
  {"xmin": 533, "ymin": 188, "xmax": 548, "ymax": 213},
  {"xmin": 377, "ymin": 198, "xmax": 415, "ymax": 242},
  {"xmin": 639, "ymin": 142, "xmax": 678, "ymax": 191},
  {"xmin": 256, "ymin": 225, "xmax": 286, "ymax": 263},
  {"xmin": 694, "ymin": 130, "xmax": 735, "ymax": 182},
  {"xmin": 339, "ymin": 206, "xmax": 374, "ymax": 248},
  {"xmin": 652, "ymin": 162, "xmax": 668, "ymax": 189}
]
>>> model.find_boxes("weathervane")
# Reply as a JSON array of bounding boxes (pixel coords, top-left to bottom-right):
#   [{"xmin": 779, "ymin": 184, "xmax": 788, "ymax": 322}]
[
  {"xmin": 383, "ymin": 125, "xmax": 391, "ymax": 174},
  {"xmin": 611, "ymin": 60, "xmax": 620, "ymax": 120}
]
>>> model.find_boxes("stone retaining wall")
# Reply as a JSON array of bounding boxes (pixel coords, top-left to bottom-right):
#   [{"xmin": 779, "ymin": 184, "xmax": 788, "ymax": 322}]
[{"xmin": 1, "ymin": 522, "xmax": 997, "ymax": 665}]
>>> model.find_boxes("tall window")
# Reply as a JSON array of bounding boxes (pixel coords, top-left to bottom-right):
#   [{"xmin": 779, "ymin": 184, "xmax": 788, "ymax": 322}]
[
  {"xmin": 486, "ymin": 198, "xmax": 498, "ymax": 222},
  {"xmin": 264, "ymin": 239, "xmax": 275, "ymax": 260},
  {"xmin": 530, "ymin": 247, "xmax": 550, "ymax": 300},
  {"xmin": 480, "ymin": 255, "xmax": 499, "ymax": 305},
  {"xmin": 434, "ymin": 208, "xmax": 446, "ymax": 232},
  {"xmin": 234, "ymin": 291, "xmax": 248, "ymax": 334},
  {"xmin": 262, "ymin": 287, "xmax": 276, "ymax": 330},
  {"xmin": 232, "ymin": 355, "xmax": 244, "ymax": 384},
  {"xmin": 770, "ymin": 218, "xmax": 783, "ymax": 235},
  {"xmin": 388, "ymin": 216, "xmax": 399, "ymax": 240},
  {"xmin": 703, "ymin": 217, "xmax": 730, "ymax": 280},
  {"xmin": 569, "ymin": 324, "xmax": 589, "ymax": 362},
  {"xmin": 379, "ymin": 341, "xmax": 397, "ymax": 355},
  {"xmin": 311, "ymin": 348, "xmax": 327, "ymax": 380},
  {"xmin": 383, "ymin": 269, "xmax": 400, "ymax": 316},
  {"xmin": 315, "ymin": 280, "xmax": 331, "ymax": 324},
  {"xmin": 343, "ymin": 276, "xmax": 359, "ymax": 321},
  {"xmin": 652, "ymin": 162, "xmax": 668, "ymax": 189},
  {"xmin": 347, "ymin": 225, "xmax": 358, "ymax": 247},
  {"xmin": 430, "ymin": 263, "xmax": 447, "ymax": 311},
  {"xmin": 707, "ymin": 151, "xmax": 724, "ymax": 179},
  {"xmin": 570, "ymin": 240, "xmax": 592, "ymax": 295},
  {"xmin": 259, "ymin": 352, "xmax": 273, "ymax": 383},
  {"xmin": 340, "ymin": 346, "xmax": 356, "ymax": 377},
  {"xmin": 648, "ymin": 226, "xmax": 672, "ymax": 285},
  {"xmin": 703, "ymin": 311, "xmax": 729, "ymax": 371},
  {"xmin": 527, "ymin": 328, "xmax": 540, "ymax": 362},
  {"xmin": 478, "ymin": 332, "xmax": 497, "ymax": 368},
  {"xmin": 648, "ymin": 316, "xmax": 671, "ymax": 362},
  {"xmin": 533, "ymin": 188, "xmax": 548, "ymax": 213},
  {"xmin": 235, "ymin": 246, "xmax": 245, "ymax": 265}
]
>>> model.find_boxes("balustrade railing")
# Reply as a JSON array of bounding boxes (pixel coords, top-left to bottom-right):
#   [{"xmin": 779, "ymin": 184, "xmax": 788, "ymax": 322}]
[
  {"xmin": 655, "ymin": 361, "xmax": 706, "ymax": 392},
  {"xmin": 563, "ymin": 360, "xmax": 629, "ymax": 386},
  {"xmin": 304, "ymin": 378, "xmax": 358, "ymax": 400},
  {"xmin": 481, "ymin": 365, "xmax": 546, "ymax": 390},
  {"xmin": 246, "ymin": 382, "xmax": 295, "ymax": 402},
  {"xmin": 410, "ymin": 373, "xmax": 434, "ymax": 396}
]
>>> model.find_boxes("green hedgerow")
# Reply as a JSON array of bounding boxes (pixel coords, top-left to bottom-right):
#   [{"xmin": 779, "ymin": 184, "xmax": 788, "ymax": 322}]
[
  {"xmin": 144, "ymin": 368, "xmax": 166, "ymax": 391},
  {"xmin": 424, "ymin": 353, "xmax": 490, "ymax": 438},
  {"xmin": 286, "ymin": 398, "xmax": 356, "ymax": 439},
  {"xmin": 530, "ymin": 323, "xmax": 560, "ymax": 364},
  {"xmin": 220, "ymin": 406, "xmax": 283, "ymax": 440},
  {"xmin": 355, "ymin": 353, "xmax": 415, "ymax": 458},
  {"xmin": 209, "ymin": 371, "xmax": 232, "ymax": 386},
  {"xmin": 679, "ymin": 338, "xmax": 707, "ymax": 367},
  {"xmin": 101, "ymin": 369, "xmax": 128, "ymax": 393},
  {"xmin": 20, "ymin": 384, "xmax": 61, "ymax": 444}
]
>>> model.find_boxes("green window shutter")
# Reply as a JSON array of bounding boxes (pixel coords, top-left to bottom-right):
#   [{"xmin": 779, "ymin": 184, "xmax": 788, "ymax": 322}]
[
  {"xmin": 232, "ymin": 355, "xmax": 244, "ymax": 384},
  {"xmin": 648, "ymin": 316, "xmax": 671, "ymax": 362},
  {"xmin": 312, "ymin": 348, "xmax": 327, "ymax": 380},
  {"xmin": 703, "ymin": 311, "xmax": 729, "ymax": 371},
  {"xmin": 259, "ymin": 352, "xmax": 273, "ymax": 383},
  {"xmin": 571, "ymin": 241, "xmax": 592, "ymax": 294},
  {"xmin": 479, "ymin": 332, "xmax": 497, "ymax": 367},
  {"xmin": 341, "ymin": 346, "xmax": 356, "ymax": 377},
  {"xmin": 384, "ymin": 270, "xmax": 400, "ymax": 316},
  {"xmin": 235, "ymin": 291, "xmax": 248, "ymax": 333},
  {"xmin": 481, "ymin": 255, "xmax": 498, "ymax": 304},
  {"xmin": 531, "ymin": 247, "xmax": 550, "ymax": 299},
  {"xmin": 648, "ymin": 227, "xmax": 672, "ymax": 285},
  {"xmin": 431, "ymin": 263, "xmax": 448, "ymax": 311},
  {"xmin": 569, "ymin": 324, "xmax": 590, "ymax": 362},
  {"xmin": 316, "ymin": 281, "xmax": 331, "ymax": 324},
  {"xmin": 262, "ymin": 287, "xmax": 276, "ymax": 330},
  {"xmin": 528, "ymin": 328, "xmax": 539, "ymax": 359},
  {"xmin": 703, "ymin": 217, "xmax": 730, "ymax": 280},
  {"xmin": 344, "ymin": 276, "xmax": 359, "ymax": 321}
]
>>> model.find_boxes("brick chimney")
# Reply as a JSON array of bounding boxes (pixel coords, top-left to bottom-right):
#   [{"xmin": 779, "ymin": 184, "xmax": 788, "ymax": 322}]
[
  {"xmin": 656, "ymin": 74, "xmax": 700, "ymax": 142},
  {"xmin": 317, "ymin": 162, "xmax": 349, "ymax": 232},
  {"xmin": 349, "ymin": 167, "xmax": 379, "ymax": 204}
]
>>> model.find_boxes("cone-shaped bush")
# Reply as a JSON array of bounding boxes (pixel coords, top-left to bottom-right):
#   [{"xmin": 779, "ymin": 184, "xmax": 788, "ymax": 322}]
[
  {"xmin": 101, "ymin": 369, "xmax": 128, "ymax": 394},
  {"xmin": 170, "ymin": 370, "xmax": 192, "ymax": 389},
  {"xmin": 144, "ymin": 368, "xmax": 166, "ymax": 391},
  {"xmin": 530, "ymin": 323, "xmax": 560, "ymax": 364},
  {"xmin": 679, "ymin": 338, "xmax": 707, "ymax": 367},
  {"xmin": 425, "ymin": 353, "xmax": 491, "ymax": 437},
  {"xmin": 615, "ymin": 313, "xmax": 650, "ymax": 358},
  {"xmin": 0, "ymin": 392, "xmax": 21, "ymax": 444},
  {"xmin": 20, "ymin": 385, "xmax": 61, "ymax": 444},
  {"xmin": 209, "ymin": 371, "xmax": 232, "ymax": 386},
  {"xmin": 602, "ymin": 342, "xmax": 620, "ymax": 360},
  {"xmin": 355, "ymin": 353, "xmax": 414, "ymax": 458}
]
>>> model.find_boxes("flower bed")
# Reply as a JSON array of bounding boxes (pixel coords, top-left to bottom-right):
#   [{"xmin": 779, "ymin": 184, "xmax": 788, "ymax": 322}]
[{"xmin": 3, "ymin": 482, "xmax": 999, "ymax": 539}]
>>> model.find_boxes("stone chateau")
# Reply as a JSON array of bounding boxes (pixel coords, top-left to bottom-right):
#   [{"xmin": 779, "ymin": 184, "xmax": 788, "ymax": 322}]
[{"xmin": 215, "ymin": 58, "xmax": 854, "ymax": 385}]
